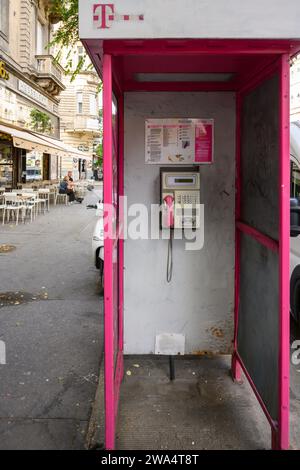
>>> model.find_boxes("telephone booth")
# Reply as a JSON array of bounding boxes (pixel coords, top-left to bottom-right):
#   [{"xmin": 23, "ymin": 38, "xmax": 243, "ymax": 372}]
[{"xmin": 79, "ymin": 0, "xmax": 300, "ymax": 450}]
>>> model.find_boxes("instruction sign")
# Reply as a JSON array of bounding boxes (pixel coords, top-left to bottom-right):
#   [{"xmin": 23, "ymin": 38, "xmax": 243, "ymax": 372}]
[{"xmin": 145, "ymin": 118, "xmax": 214, "ymax": 164}]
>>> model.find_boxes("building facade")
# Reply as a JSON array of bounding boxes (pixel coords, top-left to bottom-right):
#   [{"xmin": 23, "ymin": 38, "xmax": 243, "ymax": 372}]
[
  {"xmin": 58, "ymin": 43, "xmax": 101, "ymax": 180},
  {"xmin": 0, "ymin": 0, "xmax": 66, "ymax": 187},
  {"xmin": 291, "ymin": 56, "xmax": 300, "ymax": 122}
]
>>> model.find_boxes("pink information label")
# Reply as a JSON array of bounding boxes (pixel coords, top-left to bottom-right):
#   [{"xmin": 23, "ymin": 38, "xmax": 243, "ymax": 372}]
[{"xmin": 195, "ymin": 123, "xmax": 213, "ymax": 163}]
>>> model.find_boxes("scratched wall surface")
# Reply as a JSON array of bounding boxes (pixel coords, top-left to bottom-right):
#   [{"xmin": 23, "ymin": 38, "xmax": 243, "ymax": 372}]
[
  {"xmin": 238, "ymin": 234, "xmax": 279, "ymax": 420},
  {"xmin": 237, "ymin": 75, "xmax": 279, "ymax": 420},
  {"xmin": 124, "ymin": 92, "xmax": 235, "ymax": 354},
  {"xmin": 240, "ymin": 74, "xmax": 279, "ymax": 241}
]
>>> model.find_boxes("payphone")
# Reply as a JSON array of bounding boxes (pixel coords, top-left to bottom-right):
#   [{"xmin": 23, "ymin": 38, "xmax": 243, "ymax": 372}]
[
  {"xmin": 160, "ymin": 167, "xmax": 201, "ymax": 282},
  {"xmin": 161, "ymin": 167, "xmax": 200, "ymax": 229}
]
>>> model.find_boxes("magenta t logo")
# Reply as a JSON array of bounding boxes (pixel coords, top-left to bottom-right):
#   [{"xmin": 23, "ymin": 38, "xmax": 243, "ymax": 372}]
[
  {"xmin": 93, "ymin": 3, "xmax": 115, "ymax": 29},
  {"xmin": 93, "ymin": 3, "xmax": 144, "ymax": 29}
]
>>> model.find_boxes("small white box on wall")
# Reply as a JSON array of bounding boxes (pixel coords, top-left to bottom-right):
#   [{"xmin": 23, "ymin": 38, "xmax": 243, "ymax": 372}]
[{"xmin": 155, "ymin": 333, "xmax": 185, "ymax": 355}]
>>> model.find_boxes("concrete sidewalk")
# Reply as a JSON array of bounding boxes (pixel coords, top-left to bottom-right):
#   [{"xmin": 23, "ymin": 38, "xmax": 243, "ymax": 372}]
[{"xmin": 0, "ymin": 188, "xmax": 103, "ymax": 449}]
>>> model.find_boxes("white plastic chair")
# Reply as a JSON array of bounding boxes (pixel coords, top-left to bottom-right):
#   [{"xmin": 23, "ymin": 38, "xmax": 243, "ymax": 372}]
[
  {"xmin": 38, "ymin": 189, "xmax": 50, "ymax": 212},
  {"xmin": 3, "ymin": 194, "xmax": 25, "ymax": 225},
  {"xmin": 55, "ymin": 192, "xmax": 68, "ymax": 206},
  {"xmin": 48, "ymin": 186, "xmax": 57, "ymax": 205},
  {"xmin": 0, "ymin": 200, "xmax": 5, "ymax": 220},
  {"xmin": 22, "ymin": 193, "xmax": 38, "ymax": 222}
]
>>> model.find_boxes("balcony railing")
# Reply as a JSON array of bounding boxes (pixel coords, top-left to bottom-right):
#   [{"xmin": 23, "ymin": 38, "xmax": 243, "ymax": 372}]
[
  {"xmin": 36, "ymin": 55, "xmax": 63, "ymax": 82},
  {"xmin": 73, "ymin": 115, "xmax": 101, "ymax": 133},
  {"xmin": 34, "ymin": 55, "xmax": 65, "ymax": 97}
]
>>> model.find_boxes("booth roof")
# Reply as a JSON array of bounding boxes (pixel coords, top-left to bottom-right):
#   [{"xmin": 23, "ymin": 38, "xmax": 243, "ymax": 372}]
[{"xmin": 82, "ymin": 39, "xmax": 300, "ymax": 92}]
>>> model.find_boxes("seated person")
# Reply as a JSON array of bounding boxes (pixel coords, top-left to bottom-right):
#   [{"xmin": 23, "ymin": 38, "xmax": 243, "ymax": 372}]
[{"xmin": 59, "ymin": 176, "xmax": 75, "ymax": 203}]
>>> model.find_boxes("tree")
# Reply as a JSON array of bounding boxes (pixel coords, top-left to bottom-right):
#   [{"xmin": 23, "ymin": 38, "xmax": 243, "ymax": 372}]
[
  {"xmin": 30, "ymin": 109, "xmax": 53, "ymax": 134},
  {"xmin": 94, "ymin": 108, "xmax": 103, "ymax": 168},
  {"xmin": 49, "ymin": 0, "xmax": 93, "ymax": 80},
  {"xmin": 94, "ymin": 143, "xmax": 103, "ymax": 168}
]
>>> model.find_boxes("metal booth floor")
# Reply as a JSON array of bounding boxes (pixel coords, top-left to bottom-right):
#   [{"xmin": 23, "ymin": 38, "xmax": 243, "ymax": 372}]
[{"xmin": 115, "ymin": 355, "xmax": 271, "ymax": 450}]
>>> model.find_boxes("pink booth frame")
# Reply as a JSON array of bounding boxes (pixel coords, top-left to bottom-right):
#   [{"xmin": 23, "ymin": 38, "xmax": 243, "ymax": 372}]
[{"xmin": 82, "ymin": 38, "xmax": 299, "ymax": 450}]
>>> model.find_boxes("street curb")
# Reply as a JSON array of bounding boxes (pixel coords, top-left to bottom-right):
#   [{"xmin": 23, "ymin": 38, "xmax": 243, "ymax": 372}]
[{"xmin": 85, "ymin": 355, "xmax": 105, "ymax": 450}]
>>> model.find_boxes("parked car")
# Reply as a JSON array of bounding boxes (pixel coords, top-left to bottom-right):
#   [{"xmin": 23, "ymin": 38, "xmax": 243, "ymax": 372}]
[
  {"xmin": 290, "ymin": 121, "xmax": 300, "ymax": 323},
  {"xmin": 92, "ymin": 203, "xmax": 104, "ymax": 290},
  {"xmin": 26, "ymin": 169, "xmax": 42, "ymax": 181}
]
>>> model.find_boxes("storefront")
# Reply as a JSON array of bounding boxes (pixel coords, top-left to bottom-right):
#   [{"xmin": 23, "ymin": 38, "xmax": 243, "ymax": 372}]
[
  {"xmin": 0, "ymin": 137, "xmax": 13, "ymax": 187},
  {"xmin": 0, "ymin": 121, "xmax": 88, "ymax": 186}
]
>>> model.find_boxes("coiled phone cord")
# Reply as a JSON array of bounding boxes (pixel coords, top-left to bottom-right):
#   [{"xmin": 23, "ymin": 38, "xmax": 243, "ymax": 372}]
[{"xmin": 166, "ymin": 229, "xmax": 173, "ymax": 283}]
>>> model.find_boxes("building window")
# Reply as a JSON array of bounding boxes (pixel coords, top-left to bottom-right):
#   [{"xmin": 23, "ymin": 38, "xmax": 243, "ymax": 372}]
[
  {"xmin": 77, "ymin": 93, "xmax": 83, "ymax": 114},
  {"xmin": 89, "ymin": 94, "xmax": 97, "ymax": 116},
  {"xmin": 77, "ymin": 45, "xmax": 85, "ymax": 67},
  {"xmin": 36, "ymin": 20, "xmax": 46, "ymax": 55},
  {"xmin": 0, "ymin": 0, "xmax": 9, "ymax": 38}
]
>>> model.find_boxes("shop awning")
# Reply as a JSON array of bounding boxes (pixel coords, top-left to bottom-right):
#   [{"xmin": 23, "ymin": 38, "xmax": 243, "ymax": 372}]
[
  {"xmin": 0, "ymin": 123, "xmax": 63, "ymax": 155},
  {"xmin": 0, "ymin": 122, "xmax": 92, "ymax": 161},
  {"xmin": 35, "ymin": 133, "xmax": 93, "ymax": 161}
]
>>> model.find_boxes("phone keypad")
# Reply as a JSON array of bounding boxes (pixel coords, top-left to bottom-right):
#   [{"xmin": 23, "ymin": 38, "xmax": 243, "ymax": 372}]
[{"xmin": 176, "ymin": 192, "xmax": 199, "ymax": 206}]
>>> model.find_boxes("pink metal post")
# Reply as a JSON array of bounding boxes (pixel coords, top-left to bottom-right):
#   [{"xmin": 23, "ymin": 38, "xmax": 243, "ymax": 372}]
[
  {"xmin": 103, "ymin": 53, "xmax": 115, "ymax": 450},
  {"xmin": 103, "ymin": 54, "xmax": 124, "ymax": 451},
  {"xmin": 277, "ymin": 53, "xmax": 290, "ymax": 450}
]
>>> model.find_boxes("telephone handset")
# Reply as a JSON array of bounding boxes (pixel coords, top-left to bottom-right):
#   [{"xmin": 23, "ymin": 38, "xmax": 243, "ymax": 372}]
[
  {"xmin": 163, "ymin": 194, "xmax": 174, "ymax": 283},
  {"xmin": 163, "ymin": 194, "xmax": 175, "ymax": 228}
]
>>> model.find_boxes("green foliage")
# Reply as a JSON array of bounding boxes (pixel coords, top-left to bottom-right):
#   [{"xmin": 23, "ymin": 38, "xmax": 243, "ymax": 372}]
[
  {"xmin": 29, "ymin": 109, "xmax": 53, "ymax": 134},
  {"xmin": 49, "ymin": 0, "xmax": 93, "ymax": 80},
  {"xmin": 94, "ymin": 143, "xmax": 103, "ymax": 168}
]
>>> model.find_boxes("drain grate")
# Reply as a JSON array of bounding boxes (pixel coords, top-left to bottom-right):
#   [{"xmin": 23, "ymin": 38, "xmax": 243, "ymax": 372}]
[{"xmin": 0, "ymin": 244, "xmax": 16, "ymax": 253}]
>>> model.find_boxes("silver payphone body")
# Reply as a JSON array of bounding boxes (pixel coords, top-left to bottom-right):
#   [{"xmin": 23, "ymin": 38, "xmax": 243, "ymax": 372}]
[{"xmin": 160, "ymin": 167, "xmax": 200, "ymax": 230}]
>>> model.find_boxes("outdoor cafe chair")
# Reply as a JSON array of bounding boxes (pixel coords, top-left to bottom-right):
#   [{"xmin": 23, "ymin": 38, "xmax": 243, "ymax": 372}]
[
  {"xmin": 55, "ymin": 192, "xmax": 68, "ymax": 206},
  {"xmin": 48, "ymin": 186, "xmax": 57, "ymax": 205},
  {"xmin": 0, "ymin": 200, "xmax": 5, "ymax": 220},
  {"xmin": 22, "ymin": 194, "xmax": 37, "ymax": 223},
  {"xmin": 3, "ymin": 193, "xmax": 26, "ymax": 226},
  {"xmin": 20, "ymin": 192, "xmax": 38, "ymax": 221},
  {"xmin": 37, "ymin": 189, "xmax": 50, "ymax": 212}
]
